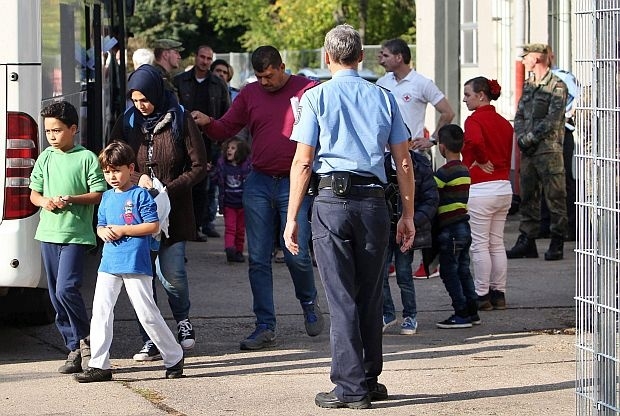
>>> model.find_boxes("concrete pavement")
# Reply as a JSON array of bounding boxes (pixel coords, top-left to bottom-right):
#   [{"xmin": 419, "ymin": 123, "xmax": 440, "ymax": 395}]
[{"xmin": 0, "ymin": 215, "xmax": 576, "ymax": 415}]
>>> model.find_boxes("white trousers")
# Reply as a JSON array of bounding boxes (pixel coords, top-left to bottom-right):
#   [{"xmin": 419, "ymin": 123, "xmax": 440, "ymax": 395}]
[
  {"xmin": 88, "ymin": 272, "xmax": 183, "ymax": 370},
  {"xmin": 468, "ymin": 194, "xmax": 512, "ymax": 295}
]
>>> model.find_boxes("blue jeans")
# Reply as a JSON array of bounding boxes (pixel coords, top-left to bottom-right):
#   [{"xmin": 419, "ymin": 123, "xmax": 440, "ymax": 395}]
[
  {"xmin": 382, "ymin": 234, "xmax": 416, "ymax": 321},
  {"xmin": 312, "ymin": 189, "xmax": 390, "ymax": 402},
  {"xmin": 243, "ymin": 171, "xmax": 317, "ymax": 330},
  {"xmin": 437, "ymin": 220, "xmax": 477, "ymax": 314},
  {"xmin": 40, "ymin": 242, "xmax": 90, "ymax": 351},
  {"xmin": 140, "ymin": 241, "xmax": 190, "ymax": 343}
]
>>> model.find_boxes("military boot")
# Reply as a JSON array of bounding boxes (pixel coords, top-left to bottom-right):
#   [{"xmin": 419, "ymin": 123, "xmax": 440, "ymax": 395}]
[
  {"xmin": 544, "ymin": 235, "xmax": 564, "ymax": 261},
  {"xmin": 506, "ymin": 233, "xmax": 538, "ymax": 258}
]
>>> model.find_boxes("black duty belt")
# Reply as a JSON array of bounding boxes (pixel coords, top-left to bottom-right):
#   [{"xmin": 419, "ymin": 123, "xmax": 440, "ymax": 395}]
[{"xmin": 318, "ymin": 173, "xmax": 384, "ymax": 198}]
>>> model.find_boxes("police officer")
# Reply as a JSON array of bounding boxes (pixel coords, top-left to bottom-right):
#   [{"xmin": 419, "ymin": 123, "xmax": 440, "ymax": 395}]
[
  {"xmin": 152, "ymin": 39, "xmax": 184, "ymax": 93},
  {"xmin": 284, "ymin": 24, "xmax": 415, "ymax": 409},
  {"xmin": 507, "ymin": 43, "xmax": 568, "ymax": 261}
]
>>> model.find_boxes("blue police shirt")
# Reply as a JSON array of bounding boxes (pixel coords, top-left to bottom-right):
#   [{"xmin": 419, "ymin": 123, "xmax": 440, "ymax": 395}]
[{"xmin": 290, "ymin": 69, "xmax": 410, "ymax": 183}]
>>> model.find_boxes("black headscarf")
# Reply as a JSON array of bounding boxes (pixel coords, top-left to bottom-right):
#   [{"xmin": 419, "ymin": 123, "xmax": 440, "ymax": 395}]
[{"xmin": 125, "ymin": 64, "xmax": 183, "ymax": 143}]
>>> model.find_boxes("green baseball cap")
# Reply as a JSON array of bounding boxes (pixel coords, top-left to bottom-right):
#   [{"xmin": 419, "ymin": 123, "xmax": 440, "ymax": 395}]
[{"xmin": 152, "ymin": 39, "xmax": 184, "ymax": 52}]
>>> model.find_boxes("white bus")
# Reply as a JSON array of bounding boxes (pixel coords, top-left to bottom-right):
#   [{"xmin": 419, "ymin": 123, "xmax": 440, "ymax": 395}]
[{"xmin": 0, "ymin": 0, "xmax": 131, "ymax": 324}]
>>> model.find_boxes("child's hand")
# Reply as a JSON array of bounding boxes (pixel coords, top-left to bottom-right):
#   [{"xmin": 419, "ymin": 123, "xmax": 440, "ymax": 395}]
[
  {"xmin": 40, "ymin": 197, "xmax": 61, "ymax": 211},
  {"xmin": 97, "ymin": 226, "xmax": 122, "ymax": 242}
]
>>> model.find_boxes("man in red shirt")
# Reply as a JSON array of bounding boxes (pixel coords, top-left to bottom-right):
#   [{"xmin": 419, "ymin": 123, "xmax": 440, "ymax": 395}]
[{"xmin": 192, "ymin": 46, "xmax": 324, "ymax": 350}]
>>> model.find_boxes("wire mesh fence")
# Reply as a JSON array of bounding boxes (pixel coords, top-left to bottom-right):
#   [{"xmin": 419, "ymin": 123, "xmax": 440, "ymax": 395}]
[{"xmin": 573, "ymin": 1, "xmax": 620, "ymax": 415}]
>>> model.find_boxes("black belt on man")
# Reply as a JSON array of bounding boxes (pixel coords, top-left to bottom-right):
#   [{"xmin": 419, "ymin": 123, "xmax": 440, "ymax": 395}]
[{"xmin": 317, "ymin": 173, "xmax": 385, "ymax": 198}]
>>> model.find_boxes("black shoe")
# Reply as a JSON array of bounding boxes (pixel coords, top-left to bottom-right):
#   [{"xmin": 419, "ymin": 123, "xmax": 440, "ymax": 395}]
[
  {"xmin": 467, "ymin": 300, "xmax": 481, "ymax": 324},
  {"xmin": 226, "ymin": 248, "xmax": 245, "ymax": 263},
  {"xmin": 177, "ymin": 319, "xmax": 196, "ymax": 350},
  {"xmin": 315, "ymin": 390, "xmax": 371, "ymax": 409},
  {"xmin": 506, "ymin": 233, "xmax": 538, "ymax": 258},
  {"xmin": 368, "ymin": 383, "xmax": 388, "ymax": 401},
  {"xmin": 133, "ymin": 340, "xmax": 162, "ymax": 361},
  {"xmin": 58, "ymin": 349, "xmax": 82, "ymax": 374},
  {"xmin": 544, "ymin": 236, "xmax": 564, "ymax": 261},
  {"xmin": 74, "ymin": 367, "xmax": 112, "ymax": 383},
  {"xmin": 205, "ymin": 227, "xmax": 220, "ymax": 238},
  {"xmin": 165, "ymin": 358, "xmax": 184, "ymax": 379},
  {"xmin": 490, "ymin": 289, "xmax": 506, "ymax": 309}
]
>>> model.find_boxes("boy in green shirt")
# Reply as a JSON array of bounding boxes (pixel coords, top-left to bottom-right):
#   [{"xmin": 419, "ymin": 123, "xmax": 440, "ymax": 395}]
[{"xmin": 29, "ymin": 101, "xmax": 106, "ymax": 373}]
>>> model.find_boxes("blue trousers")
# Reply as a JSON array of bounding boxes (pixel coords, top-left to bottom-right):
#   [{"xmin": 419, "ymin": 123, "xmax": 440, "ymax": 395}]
[
  {"xmin": 40, "ymin": 242, "xmax": 90, "ymax": 351},
  {"xmin": 312, "ymin": 189, "xmax": 389, "ymax": 402},
  {"xmin": 437, "ymin": 220, "xmax": 477, "ymax": 314},
  {"xmin": 382, "ymin": 234, "xmax": 417, "ymax": 321},
  {"xmin": 243, "ymin": 171, "xmax": 317, "ymax": 330}
]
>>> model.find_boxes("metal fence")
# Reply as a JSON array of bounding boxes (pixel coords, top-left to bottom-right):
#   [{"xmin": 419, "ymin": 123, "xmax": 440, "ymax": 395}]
[{"xmin": 573, "ymin": 1, "xmax": 620, "ymax": 415}]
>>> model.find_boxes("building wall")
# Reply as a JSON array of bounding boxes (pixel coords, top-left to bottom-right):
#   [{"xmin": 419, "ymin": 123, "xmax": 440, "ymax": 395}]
[{"xmin": 415, "ymin": 0, "xmax": 556, "ymax": 128}]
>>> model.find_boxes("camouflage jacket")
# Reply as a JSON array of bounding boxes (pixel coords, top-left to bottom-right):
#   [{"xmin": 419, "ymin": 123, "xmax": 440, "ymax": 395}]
[
  {"xmin": 514, "ymin": 69, "xmax": 567, "ymax": 154},
  {"xmin": 153, "ymin": 63, "xmax": 178, "ymax": 95}
]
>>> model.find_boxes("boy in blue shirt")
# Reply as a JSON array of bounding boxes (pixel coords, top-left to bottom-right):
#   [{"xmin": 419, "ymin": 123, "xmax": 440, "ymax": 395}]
[{"xmin": 74, "ymin": 141, "xmax": 184, "ymax": 382}]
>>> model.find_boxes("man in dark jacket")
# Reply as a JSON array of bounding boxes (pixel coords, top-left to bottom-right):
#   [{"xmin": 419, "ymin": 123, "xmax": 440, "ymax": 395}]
[{"xmin": 173, "ymin": 45, "xmax": 231, "ymax": 239}]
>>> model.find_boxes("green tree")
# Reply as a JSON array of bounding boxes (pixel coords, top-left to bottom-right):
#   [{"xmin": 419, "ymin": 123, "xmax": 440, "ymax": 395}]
[{"xmin": 130, "ymin": 0, "xmax": 415, "ymax": 54}]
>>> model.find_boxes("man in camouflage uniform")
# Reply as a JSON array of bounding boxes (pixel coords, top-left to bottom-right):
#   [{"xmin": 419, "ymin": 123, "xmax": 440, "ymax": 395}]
[
  {"xmin": 152, "ymin": 39, "xmax": 183, "ymax": 93},
  {"xmin": 507, "ymin": 43, "xmax": 568, "ymax": 261}
]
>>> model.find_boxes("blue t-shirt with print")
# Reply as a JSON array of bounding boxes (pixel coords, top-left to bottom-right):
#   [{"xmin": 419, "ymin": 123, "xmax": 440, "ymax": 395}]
[{"xmin": 97, "ymin": 185, "xmax": 158, "ymax": 275}]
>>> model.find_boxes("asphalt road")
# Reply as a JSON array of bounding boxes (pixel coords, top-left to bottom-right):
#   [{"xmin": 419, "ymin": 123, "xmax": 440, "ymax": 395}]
[{"xmin": 0, "ymin": 216, "xmax": 576, "ymax": 415}]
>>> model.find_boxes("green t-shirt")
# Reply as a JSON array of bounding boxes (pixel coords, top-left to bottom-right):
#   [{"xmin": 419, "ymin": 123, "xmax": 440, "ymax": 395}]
[{"xmin": 29, "ymin": 144, "xmax": 107, "ymax": 245}]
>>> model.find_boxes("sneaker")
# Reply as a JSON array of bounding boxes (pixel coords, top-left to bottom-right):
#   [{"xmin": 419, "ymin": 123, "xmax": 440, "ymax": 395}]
[
  {"xmin": 382, "ymin": 316, "xmax": 397, "ymax": 333},
  {"xmin": 133, "ymin": 340, "xmax": 162, "ymax": 361},
  {"xmin": 388, "ymin": 264, "xmax": 396, "ymax": 277},
  {"xmin": 400, "ymin": 316, "xmax": 418, "ymax": 335},
  {"xmin": 239, "ymin": 324, "xmax": 276, "ymax": 350},
  {"xmin": 177, "ymin": 319, "xmax": 196, "ymax": 350},
  {"xmin": 368, "ymin": 383, "xmax": 388, "ymax": 401},
  {"xmin": 436, "ymin": 315, "xmax": 473, "ymax": 329},
  {"xmin": 301, "ymin": 300, "xmax": 325, "ymax": 337},
  {"xmin": 74, "ymin": 367, "xmax": 113, "ymax": 383},
  {"xmin": 58, "ymin": 349, "xmax": 82, "ymax": 374},
  {"xmin": 165, "ymin": 357, "xmax": 184, "ymax": 379},
  {"xmin": 80, "ymin": 337, "xmax": 91, "ymax": 370},
  {"xmin": 413, "ymin": 263, "xmax": 439, "ymax": 279}
]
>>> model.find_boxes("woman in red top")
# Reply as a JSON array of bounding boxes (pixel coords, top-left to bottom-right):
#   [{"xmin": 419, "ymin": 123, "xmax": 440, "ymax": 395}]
[{"xmin": 461, "ymin": 77, "xmax": 514, "ymax": 312}]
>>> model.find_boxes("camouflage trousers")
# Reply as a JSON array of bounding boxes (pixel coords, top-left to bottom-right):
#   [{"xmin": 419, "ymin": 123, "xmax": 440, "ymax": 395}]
[{"xmin": 519, "ymin": 151, "xmax": 568, "ymax": 238}]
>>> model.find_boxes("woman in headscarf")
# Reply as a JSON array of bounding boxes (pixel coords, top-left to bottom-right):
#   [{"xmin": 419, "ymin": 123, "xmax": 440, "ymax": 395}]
[{"xmin": 108, "ymin": 64, "xmax": 207, "ymax": 359}]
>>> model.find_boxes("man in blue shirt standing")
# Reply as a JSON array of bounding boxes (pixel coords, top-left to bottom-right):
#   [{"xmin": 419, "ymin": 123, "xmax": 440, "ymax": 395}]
[{"xmin": 284, "ymin": 24, "xmax": 416, "ymax": 409}]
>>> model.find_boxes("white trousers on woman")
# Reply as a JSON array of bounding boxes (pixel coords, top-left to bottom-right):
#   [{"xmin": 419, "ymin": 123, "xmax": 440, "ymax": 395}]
[
  {"xmin": 468, "ymin": 194, "xmax": 512, "ymax": 296},
  {"xmin": 88, "ymin": 272, "xmax": 183, "ymax": 370}
]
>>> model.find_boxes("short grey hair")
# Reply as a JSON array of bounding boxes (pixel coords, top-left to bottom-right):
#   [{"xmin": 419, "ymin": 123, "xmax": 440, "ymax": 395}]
[
  {"xmin": 132, "ymin": 48, "xmax": 154, "ymax": 69},
  {"xmin": 324, "ymin": 24, "xmax": 362, "ymax": 66}
]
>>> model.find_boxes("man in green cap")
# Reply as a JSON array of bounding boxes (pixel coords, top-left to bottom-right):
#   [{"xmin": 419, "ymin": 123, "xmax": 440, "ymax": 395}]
[
  {"xmin": 507, "ymin": 43, "xmax": 568, "ymax": 261},
  {"xmin": 152, "ymin": 39, "xmax": 184, "ymax": 93}
]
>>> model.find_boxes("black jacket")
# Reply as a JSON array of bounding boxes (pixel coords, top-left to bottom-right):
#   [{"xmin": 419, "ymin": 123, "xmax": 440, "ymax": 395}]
[
  {"xmin": 173, "ymin": 68, "xmax": 231, "ymax": 121},
  {"xmin": 384, "ymin": 150, "xmax": 439, "ymax": 249}
]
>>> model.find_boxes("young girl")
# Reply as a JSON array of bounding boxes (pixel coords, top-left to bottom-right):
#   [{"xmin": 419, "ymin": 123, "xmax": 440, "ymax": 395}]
[{"xmin": 214, "ymin": 137, "xmax": 251, "ymax": 263}]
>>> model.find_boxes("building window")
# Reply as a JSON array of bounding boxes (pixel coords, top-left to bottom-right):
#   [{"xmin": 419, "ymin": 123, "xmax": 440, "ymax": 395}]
[{"xmin": 461, "ymin": 0, "xmax": 478, "ymax": 65}]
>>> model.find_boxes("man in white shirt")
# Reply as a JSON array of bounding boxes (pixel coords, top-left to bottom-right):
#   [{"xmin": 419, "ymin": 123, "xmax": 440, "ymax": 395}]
[
  {"xmin": 377, "ymin": 38, "xmax": 454, "ymax": 279},
  {"xmin": 377, "ymin": 38, "xmax": 455, "ymax": 150}
]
